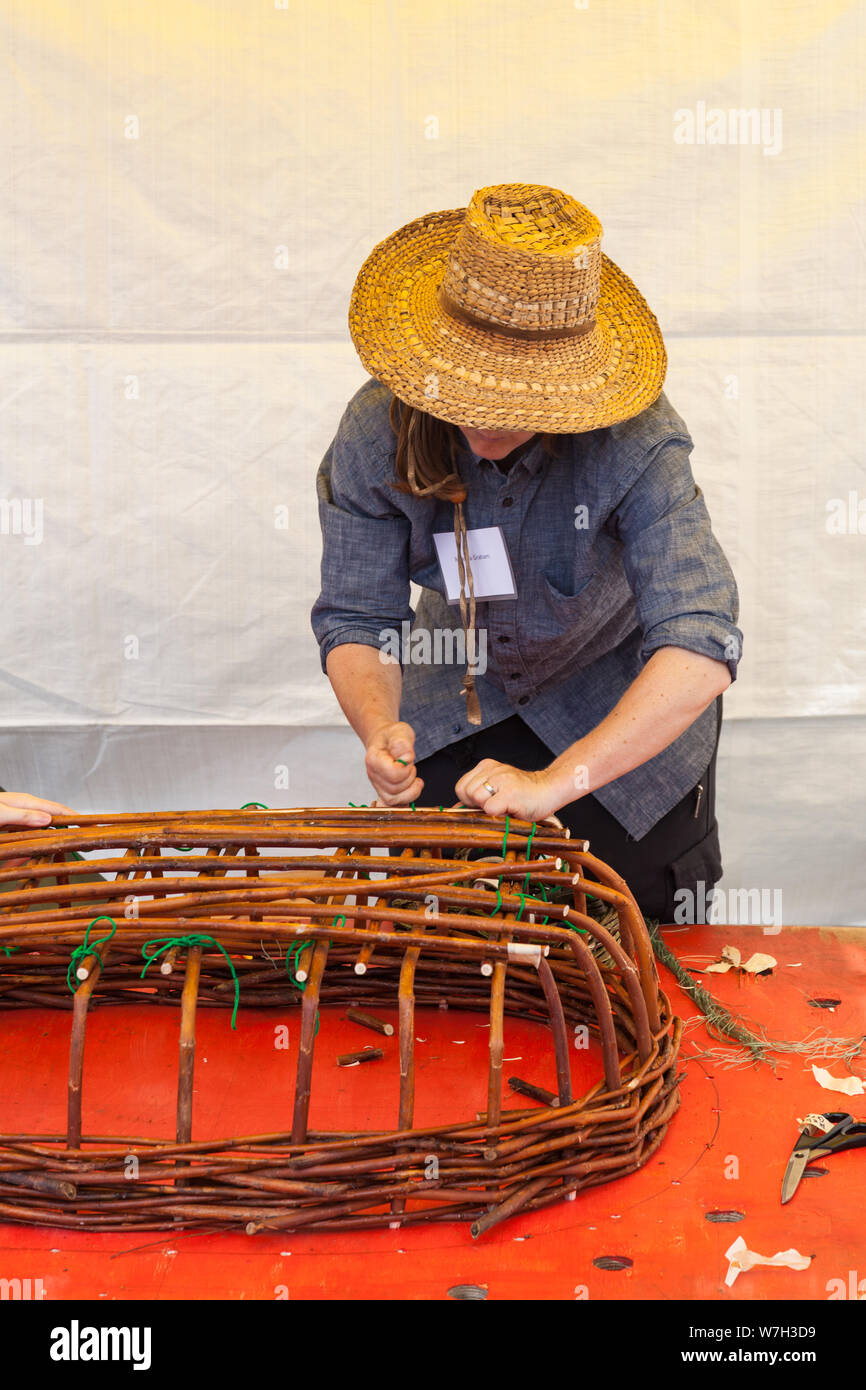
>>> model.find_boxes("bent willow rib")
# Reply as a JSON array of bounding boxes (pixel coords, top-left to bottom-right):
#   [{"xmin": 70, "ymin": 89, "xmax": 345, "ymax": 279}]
[{"xmin": 0, "ymin": 806, "xmax": 681, "ymax": 1238}]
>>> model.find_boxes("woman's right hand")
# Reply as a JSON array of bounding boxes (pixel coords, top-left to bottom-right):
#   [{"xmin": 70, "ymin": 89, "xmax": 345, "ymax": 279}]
[{"xmin": 365, "ymin": 721, "xmax": 424, "ymax": 806}]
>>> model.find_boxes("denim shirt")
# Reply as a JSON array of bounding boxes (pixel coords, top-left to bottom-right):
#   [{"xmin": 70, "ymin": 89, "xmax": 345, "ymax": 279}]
[{"xmin": 311, "ymin": 377, "xmax": 742, "ymax": 839}]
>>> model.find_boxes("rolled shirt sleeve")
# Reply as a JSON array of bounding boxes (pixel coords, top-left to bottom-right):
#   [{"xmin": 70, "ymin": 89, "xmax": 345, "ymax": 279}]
[
  {"xmin": 609, "ymin": 439, "xmax": 743, "ymax": 681},
  {"xmin": 310, "ymin": 405, "xmax": 413, "ymax": 673}
]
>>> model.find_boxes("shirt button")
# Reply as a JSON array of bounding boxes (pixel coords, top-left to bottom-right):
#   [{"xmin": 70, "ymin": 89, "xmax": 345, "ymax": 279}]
[
  {"xmin": 517, "ymin": 695, "xmax": 530, "ymax": 706},
  {"xmin": 451, "ymin": 724, "xmax": 461, "ymax": 735},
  {"xmin": 502, "ymin": 497, "xmax": 514, "ymax": 507},
  {"xmin": 509, "ymin": 672, "xmax": 520, "ymax": 680}
]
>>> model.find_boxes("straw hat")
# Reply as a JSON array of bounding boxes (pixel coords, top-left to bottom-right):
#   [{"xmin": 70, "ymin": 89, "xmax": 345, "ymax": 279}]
[{"xmin": 348, "ymin": 182, "xmax": 667, "ymax": 434}]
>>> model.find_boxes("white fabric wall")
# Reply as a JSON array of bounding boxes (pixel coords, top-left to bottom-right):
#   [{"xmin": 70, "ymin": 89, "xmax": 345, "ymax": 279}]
[{"xmin": 0, "ymin": 1, "xmax": 863, "ymax": 921}]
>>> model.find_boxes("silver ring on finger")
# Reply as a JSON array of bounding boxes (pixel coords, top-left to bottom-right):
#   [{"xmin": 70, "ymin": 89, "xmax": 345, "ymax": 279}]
[{"xmin": 483, "ymin": 780, "xmax": 497, "ymax": 797}]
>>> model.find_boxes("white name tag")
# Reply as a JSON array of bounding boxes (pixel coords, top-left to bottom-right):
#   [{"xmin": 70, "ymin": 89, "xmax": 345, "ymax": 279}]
[{"xmin": 432, "ymin": 525, "xmax": 517, "ymax": 603}]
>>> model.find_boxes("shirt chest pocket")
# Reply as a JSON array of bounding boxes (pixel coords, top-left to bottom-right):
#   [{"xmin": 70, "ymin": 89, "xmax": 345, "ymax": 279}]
[
  {"xmin": 535, "ymin": 571, "xmax": 599, "ymax": 637},
  {"xmin": 409, "ymin": 557, "xmax": 446, "ymax": 594}
]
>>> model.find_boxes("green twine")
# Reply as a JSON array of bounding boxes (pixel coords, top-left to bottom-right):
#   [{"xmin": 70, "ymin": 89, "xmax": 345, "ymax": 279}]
[
  {"xmin": 519, "ymin": 821, "xmax": 539, "ymax": 903},
  {"xmin": 501, "ymin": 814, "xmax": 510, "ymax": 859},
  {"xmin": 1, "ymin": 945, "xmax": 20, "ymax": 957},
  {"xmin": 67, "ymin": 915, "xmax": 117, "ymax": 993},
  {"xmin": 286, "ymin": 939, "xmax": 311, "ymax": 981},
  {"xmin": 240, "ymin": 801, "xmax": 269, "ymax": 810},
  {"xmin": 284, "ymin": 915, "xmax": 342, "ymax": 1038},
  {"xmin": 286, "ymin": 938, "xmax": 322, "ymax": 1037},
  {"xmin": 140, "ymin": 934, "xmax": 240, "ymax": 1030},
  {"xmin": 348, "ymin": 802, "xmax": 369, "ymax": 808},
  {"xmin": 537, "ymin": 881, "xmax": 550, "ymax": 926},
  {"xmin": 564, "ymin": 915, "xmax": 589, "ymax": 936},
  {"xmin": 485, "ymin": 879, "xmax": 530, "ymax": 924},
  {"xmin": 525, "ymin": 822, "xmax": 537, "ymax": 861}
]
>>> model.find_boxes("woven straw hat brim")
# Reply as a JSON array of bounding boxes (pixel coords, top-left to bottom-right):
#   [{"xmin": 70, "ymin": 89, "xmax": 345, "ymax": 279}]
[{"xmin": 348, "ymin": 207, "xmax": 667, "ymax": 434}]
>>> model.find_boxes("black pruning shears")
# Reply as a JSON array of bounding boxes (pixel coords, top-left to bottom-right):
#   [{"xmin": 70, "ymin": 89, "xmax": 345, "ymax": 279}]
[{"xmin": 781, "ymin": 1111, "xmax": 866, "ymax": 1203}]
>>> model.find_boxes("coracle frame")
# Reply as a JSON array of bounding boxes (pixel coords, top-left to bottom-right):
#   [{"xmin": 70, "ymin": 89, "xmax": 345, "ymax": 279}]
[{"xmin": 0, "ymin": 807, "xmax": 681, "ymax": 1238}]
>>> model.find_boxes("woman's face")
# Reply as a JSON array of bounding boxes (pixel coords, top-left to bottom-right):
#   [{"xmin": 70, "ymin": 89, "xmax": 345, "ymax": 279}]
[{"xmin": 459, "ymin": 425, "xmax": 536, "ymax": 460}]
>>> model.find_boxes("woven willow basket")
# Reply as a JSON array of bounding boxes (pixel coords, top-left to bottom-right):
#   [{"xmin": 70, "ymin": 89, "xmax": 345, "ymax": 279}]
[{"xmin": 0, "ymin": 807, "xmax": 681, "ymax": 1238}]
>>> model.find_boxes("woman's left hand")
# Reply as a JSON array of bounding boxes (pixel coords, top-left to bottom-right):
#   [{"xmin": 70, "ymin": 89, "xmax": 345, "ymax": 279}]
[{"xmin": 454, "ymin": 759, "xmax": 565, "ymax": 822}]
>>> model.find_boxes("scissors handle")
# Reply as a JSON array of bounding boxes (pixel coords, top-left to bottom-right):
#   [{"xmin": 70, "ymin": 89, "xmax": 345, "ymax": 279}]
[{"xmin": 820, "ymin": 1112, "xmax": 866, "ymax": 1154}]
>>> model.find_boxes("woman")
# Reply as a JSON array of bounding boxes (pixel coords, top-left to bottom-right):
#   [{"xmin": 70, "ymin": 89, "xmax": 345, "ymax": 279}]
[{"xmin": 311, "ymin": 183, "xmax": 741, "ymax": 921}]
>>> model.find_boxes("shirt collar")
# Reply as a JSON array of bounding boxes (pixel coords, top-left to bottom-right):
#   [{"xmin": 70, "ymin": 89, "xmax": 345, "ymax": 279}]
[{"xmin": 459, "ymin": 433, "xmax": 549, "ymax": 477}]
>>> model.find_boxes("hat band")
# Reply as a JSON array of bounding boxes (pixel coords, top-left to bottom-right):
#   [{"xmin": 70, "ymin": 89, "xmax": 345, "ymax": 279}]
[{"xmin": 437, "ymin": 285, "xmax": 596, "ymax": 341}]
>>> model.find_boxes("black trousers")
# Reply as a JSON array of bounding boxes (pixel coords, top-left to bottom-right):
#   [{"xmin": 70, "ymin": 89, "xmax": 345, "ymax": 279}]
[{"xmin": 414, "ymin": 698, "xmax": 724, "ymax": 923}]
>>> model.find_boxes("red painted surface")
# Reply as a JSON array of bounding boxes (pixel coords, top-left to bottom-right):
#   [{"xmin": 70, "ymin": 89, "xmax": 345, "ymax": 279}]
[{"xmin": 1, "ymin": 922, "xmax": 864, "ymax": 1301}]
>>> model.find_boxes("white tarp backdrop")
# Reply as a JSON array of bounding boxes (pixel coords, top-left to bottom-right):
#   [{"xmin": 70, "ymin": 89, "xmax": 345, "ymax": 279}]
[{"xmin": 0, "ymin": 1, "xmax": 863, "ymax": 921}]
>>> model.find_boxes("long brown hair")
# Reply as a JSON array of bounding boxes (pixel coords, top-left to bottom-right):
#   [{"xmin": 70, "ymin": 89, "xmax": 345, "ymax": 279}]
[{"xmin": 388, "ymin": 395, "xmax": 562, "ymax": 502}]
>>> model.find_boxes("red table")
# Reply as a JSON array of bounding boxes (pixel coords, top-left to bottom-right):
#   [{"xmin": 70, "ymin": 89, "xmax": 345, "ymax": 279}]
[{"xmin": 2, "ymin": 922, "xmax": 863, "ymax": 1301}]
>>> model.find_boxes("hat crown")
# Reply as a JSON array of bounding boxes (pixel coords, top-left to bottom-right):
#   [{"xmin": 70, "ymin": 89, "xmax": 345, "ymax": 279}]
[{"xmin": 440, "ymin": 183, "xmax": 603, "ymax": 334}]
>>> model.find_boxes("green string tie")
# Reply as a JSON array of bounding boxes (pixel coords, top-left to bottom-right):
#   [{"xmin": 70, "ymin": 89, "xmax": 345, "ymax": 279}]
[
  {"xmin": 286, "ymin": 930, "xmax": 330, "ymax": 1038},
  {"xmin": 525, "ymin": 822, "xmax": 537, "ymax": 861},
  {"xmin": 67, "ymin": 915, "xmax": 117, "ymax": 993},
  {"xmin": 486, "ymin": 878, "xmax": 528, "ymax": 923},
  {"xmin": 538, "ymin": 881, "xmax": 550, "ymax": 925},
  {"xmin": 140, "ymin": 934, "xmax": 240, "ymax": 1029},
  {"xmin": 285, "ymin": 917, "xmax": 340, "ymax": 1036},
  {"xmin": 517, "ymin": 823, "xmax": 539, "ymax": 903},
  {"xmin": 348, "ymin": 802, "xmax": 369, "ymax": 808},
  {"xmin": 240, "ymin": 801, "xmax": 269, "ymax": 810},
  {"xmin": 1, "ymin": 945, "xmax": 20, "ymax": 957},
  {"xmin": 501, "ymin": 813, "xmax": 510, "ymax": 859},
  {"xmin": 286, "ymin": 939, "xmax": 311, "ymax": 985}
]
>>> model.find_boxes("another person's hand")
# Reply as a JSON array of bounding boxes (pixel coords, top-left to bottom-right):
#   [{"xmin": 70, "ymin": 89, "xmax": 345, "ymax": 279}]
[
  {"xmin": 364, "ymin": 721, "xmax": 423, "ymax": 806},
  {"xmin": 0, "ymin": 792, "xmax": 74, "ymax": 872},
  {"xmin": 454, "ymin": 759, "xmax": 563, "ymax": 822},
  {"xmin": 0, "ymin": 792, "xmax": 73, "ymax": 830}
]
